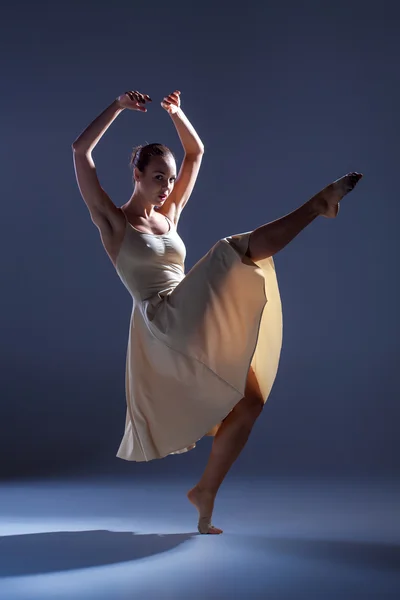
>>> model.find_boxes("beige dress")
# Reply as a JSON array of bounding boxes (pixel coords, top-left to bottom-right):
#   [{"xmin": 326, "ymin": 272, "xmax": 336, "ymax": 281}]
[{"xmin": 115, "ymin": 213, "xmax": 283, "ymax": 461}]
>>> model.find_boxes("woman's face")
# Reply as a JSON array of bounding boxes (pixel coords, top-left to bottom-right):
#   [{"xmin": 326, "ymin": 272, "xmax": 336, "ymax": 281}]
[{"xmin": 134, "ymin": 155, "xmax": 177, "ymax": 207}]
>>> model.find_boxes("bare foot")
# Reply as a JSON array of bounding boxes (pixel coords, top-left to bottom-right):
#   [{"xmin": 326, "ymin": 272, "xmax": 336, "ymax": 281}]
[
  {"xmin": 187, "ymin": 486, "xmax": 223, "ymax": 534},
  {"xmin": 315, "ymin": 172, "xmax": 363, "ymax": 218}
]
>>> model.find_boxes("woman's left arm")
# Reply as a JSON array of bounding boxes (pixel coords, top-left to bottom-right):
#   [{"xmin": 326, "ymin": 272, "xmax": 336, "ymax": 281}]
[
  {"xmin": 163, "ymin": 90, "xmax": 204, "ymax": 155},
  {"xmin": 160, "ymin": 91, "xmax": 204, "ymax": 221}
]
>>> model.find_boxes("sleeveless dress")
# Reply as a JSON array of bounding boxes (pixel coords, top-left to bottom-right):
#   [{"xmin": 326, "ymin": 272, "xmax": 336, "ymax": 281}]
[{"xmin": 115, "ymin": 213, "xmax": 283, "ymax": 461}]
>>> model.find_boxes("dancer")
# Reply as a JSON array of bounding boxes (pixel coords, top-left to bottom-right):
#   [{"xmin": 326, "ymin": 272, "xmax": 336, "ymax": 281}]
[{"xmin": 72, "ymin": 89, "xmax": 362, "ymax": 534}]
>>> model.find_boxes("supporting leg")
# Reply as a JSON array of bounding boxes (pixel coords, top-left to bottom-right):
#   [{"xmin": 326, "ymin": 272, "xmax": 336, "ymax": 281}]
[{"xmin": 187, "ymin": 367, "xmax": 263, "ymax": 534}]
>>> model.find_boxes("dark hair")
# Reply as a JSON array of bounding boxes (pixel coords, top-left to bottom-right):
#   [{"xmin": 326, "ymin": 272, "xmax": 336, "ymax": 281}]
[{"xmin": 129, "ymin": 142, "xmax": 175, "ymax": 173}]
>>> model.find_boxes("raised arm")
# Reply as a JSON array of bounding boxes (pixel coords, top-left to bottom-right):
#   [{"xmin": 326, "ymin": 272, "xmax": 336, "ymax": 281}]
[
  {"xmin": 72, "ymin": 99, "xmax": 125, "ymax": 154},
  {"xmin": 72, "ymin": 91, "xmax": 151, "ymax": 231},
  {"xmin": 160, "ymin": 91, "xmax": 204, "ymax": 221}
]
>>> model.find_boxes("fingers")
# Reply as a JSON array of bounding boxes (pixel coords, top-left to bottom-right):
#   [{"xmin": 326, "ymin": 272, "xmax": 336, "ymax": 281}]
[
  {"xmin": 125, "ymin": 90, "xmax": 152, "ymax": 104},
  {"xmin": 162, "ymin": 90, "xmax": 181, "ymax": 106},
  {"xmin": 122, "ymin": 89, "xmax": 180, "ymax": 113},
  {"xmin": 169, "ymin": 90, "xmax": 181, "ymax": 101},
  {"xmin": 122, "ymin": 90, "xmax": 152, "ymax": 112},
  {"xmin": 125, "ymin": 90, "xmax": 179, "ymax": 105}
]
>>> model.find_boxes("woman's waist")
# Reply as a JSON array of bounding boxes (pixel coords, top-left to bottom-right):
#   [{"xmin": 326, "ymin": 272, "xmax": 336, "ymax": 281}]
[{"xmin": 140, "ymin": 273, "xmax": 185, "ymax": 301}]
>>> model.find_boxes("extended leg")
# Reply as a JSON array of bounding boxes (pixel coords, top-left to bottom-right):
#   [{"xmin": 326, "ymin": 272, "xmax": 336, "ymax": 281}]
[
  {"xmin": 187, "ymin": 366, "xmax": 264, "ymax": 534},
  {"xmin": 247, "ymin": 172, "xmax": 363, "ymax": 262}
]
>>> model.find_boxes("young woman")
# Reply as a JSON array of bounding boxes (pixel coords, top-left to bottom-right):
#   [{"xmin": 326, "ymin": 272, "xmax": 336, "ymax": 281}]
[{"xmin": 72, "ymin": 89, "xmax": 363, "ymax": 534}]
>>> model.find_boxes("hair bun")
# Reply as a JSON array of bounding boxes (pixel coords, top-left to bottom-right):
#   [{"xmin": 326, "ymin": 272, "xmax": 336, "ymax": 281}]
[{"xmin": 129, "ymin": 143, "xmax": 175, "ymax": 173}]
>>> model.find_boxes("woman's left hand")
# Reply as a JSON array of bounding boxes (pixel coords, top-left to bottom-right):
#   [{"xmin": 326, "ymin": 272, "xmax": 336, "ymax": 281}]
[{"xmin": 161, "ymin": 90, "xmax": 181, "ymax": 115}]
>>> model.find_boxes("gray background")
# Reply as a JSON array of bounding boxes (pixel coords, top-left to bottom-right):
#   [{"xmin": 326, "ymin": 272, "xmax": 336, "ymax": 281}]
[{"xmin": 1, "ymin": 0, "xmax": 398, "ymax": 479}]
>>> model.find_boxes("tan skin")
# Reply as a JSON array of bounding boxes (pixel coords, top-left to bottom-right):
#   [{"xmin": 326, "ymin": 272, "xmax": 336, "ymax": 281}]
[
  {"xmin": 72, "ymin": 89, "xmax": 363, "ymax": 534},
  {"xmin": 103, "ymin": 94, "xmax": 179, "ymax": 262},
  {"xmin": 102, "ymin": 152, "xmax": 179, "ymax": 267},
  {"xmin": 74, "ymin": 90, "xmax": 209, "ymax": 268}
]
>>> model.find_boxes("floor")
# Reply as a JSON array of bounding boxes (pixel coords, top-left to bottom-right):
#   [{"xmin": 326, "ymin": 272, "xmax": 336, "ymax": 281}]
[{"xmin": 0, "ymin": 475, "xmax": 399, "ymax": 599}]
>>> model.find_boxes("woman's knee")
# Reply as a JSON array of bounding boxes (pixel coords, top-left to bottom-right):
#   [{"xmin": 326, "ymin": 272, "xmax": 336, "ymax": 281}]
[{"xmin": 235, "ymin": 392, "xmax": 264, "ymax": 427}]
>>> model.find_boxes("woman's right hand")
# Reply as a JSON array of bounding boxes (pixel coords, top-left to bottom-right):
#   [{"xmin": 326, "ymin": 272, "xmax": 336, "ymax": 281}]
[{"xmin": 116, "ymin": 90, "xmax": 152, "ymax": 112}]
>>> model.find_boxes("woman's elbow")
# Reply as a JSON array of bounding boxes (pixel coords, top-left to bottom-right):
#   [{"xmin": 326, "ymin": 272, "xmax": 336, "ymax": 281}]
[{"xmin": 189, "ymin": 145, "xmax": 205, "ymax": 156}]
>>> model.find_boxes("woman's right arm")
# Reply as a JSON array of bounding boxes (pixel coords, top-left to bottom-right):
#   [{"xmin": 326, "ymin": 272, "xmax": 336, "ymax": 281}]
[
  {"xmin": 72, "ymin": 91, "xmax": 151, "ymax": 231},
  {"xmin": 72, "ymin": 100, "xmax": 126, "ymax": 231},
  {"xmin": 72, "ymin": 99, "xmax": 125, "ymax": 153}
]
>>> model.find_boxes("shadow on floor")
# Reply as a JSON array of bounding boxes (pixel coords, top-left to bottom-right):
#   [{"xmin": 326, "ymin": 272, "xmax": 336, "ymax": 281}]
[
  {"xmin": 0, "ymin": 530, "xmax": 197, "ymax": 576},
  {"xmin": 1, "ymin": 530, "xmax": 399, "ymax": 578}
]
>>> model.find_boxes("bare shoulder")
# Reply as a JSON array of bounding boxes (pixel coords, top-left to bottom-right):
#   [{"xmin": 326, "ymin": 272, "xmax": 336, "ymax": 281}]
[{"xmin": 72, "ymin": 148, "xmax": 128, "ymax": 266}]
